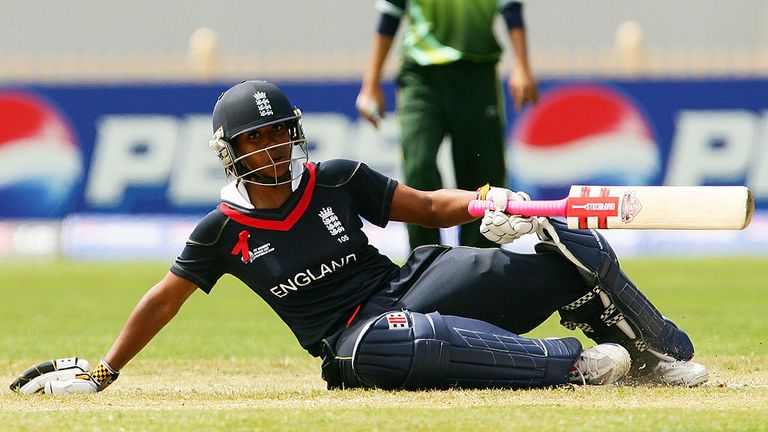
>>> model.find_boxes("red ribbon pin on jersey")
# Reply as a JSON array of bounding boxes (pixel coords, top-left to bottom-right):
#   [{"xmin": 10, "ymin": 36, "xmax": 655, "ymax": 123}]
[{"xmin": 231, "ymin": 230, "xmax": 251, "ymax": 263}]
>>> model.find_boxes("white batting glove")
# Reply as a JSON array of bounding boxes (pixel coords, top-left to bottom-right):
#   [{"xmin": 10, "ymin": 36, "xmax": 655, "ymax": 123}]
[
  {"xmin": 480, "ymin": 210, "xmax": 543, "ymax": 244},
  {"xmin": 45, "ymin": 359, "xmax": 119, "ymax": 394},
  {"xmin": 10, "ymin": 358, "xmax": 119, "ymax": 395},
  {"xmin": 478, "ymin": 187, "xmax": 541, "ymax": 244}
]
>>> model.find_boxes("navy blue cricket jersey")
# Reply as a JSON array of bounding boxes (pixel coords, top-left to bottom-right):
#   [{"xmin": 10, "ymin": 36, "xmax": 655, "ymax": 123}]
[{"xmin": 171, "ymin": 160, "xmax": 401, "ymax": 356}]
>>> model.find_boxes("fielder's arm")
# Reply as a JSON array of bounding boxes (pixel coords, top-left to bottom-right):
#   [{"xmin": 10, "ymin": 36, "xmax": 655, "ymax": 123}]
[
  {"xmin": 357, "ymin": 8, "xmax": 400, "ymax": 127},
  {"xmin": 502, "ymin": 2, "xmax": 539, "ymax": 111},
  {"xmin": 389, "ymin": 183, "xmax": 478, "ymax": 228},
  {"xmin": 357, "ymin": 33, "xmax": 394, "ymax": 127},
  {"xmin": 104, "ymin": 272, "xmax": 197, "ymax": 371}
]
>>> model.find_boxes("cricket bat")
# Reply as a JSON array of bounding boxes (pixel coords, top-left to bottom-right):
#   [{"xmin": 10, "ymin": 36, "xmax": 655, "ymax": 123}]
[{"xmin": 468, "ymin": 185, "xmax": 754, "ymax": 230}]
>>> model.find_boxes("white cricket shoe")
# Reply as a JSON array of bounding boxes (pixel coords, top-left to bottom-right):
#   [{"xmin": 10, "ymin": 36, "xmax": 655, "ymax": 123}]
[
  {"xmin": 569, "ymin": 343, "xmax": 631, "ymax": 385},
  {"xmin": 649, "ymin": 359, "xmax": 709, "ymax": 387}
]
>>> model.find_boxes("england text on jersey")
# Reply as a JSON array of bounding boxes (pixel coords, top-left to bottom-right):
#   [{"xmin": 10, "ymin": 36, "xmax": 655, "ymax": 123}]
[{"xmin": 270, "ymin": 253, "xmax": 357, "ymax": 298}]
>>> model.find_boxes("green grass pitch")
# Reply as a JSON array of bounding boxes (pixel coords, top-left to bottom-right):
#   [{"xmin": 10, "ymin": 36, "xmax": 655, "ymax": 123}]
[{"xmin": 1, "ymin": 258, "xmax": 767, "ymax": 431}]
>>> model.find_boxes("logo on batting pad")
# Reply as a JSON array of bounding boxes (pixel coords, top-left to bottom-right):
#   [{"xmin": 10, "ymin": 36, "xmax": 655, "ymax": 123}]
[{"xmin": 386, "ymin": 312, "xmax": 409, "ymax": 329}]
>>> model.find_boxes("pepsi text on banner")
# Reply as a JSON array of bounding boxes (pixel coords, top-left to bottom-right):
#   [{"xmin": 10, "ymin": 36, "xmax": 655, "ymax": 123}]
[
  {"xmin": 507, "ymin": 83, "xmax": 768, "ymax": 206},
  {"xmin": 2, "ymin": 82, "xmax": 768, "ymax": 220}
]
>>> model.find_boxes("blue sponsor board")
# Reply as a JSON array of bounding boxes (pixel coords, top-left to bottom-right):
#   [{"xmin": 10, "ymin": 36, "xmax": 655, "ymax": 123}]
[
  {"xmin": 507, "ymin": 80, "xmax": 768, "ymax": 203},
  {"xmin": 0, "ymin": 82, "xmax": 366, "ymax": 217},
  {"xmin": 1, "ymin": 79, "xmax": 767, "ymax": 218}
]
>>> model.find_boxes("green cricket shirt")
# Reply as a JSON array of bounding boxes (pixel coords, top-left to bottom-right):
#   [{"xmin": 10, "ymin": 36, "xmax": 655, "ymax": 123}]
[{"xmin": 378, "ymin": 0, "xmax": 518, "ymax": 65}]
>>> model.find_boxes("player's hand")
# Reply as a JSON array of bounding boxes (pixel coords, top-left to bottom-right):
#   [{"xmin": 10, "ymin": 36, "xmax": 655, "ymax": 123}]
[
  {"xmin": 508, "ymin": 64, "xmax": 539, "ymax": 112},
  {"xmin": 476, "ymin": 185, "xmax": 529, "ymax": 212},
  {"xmin": 478, "ymin": 187, "xmax": 541, "ymax": 244},
  {"xmin": 356, "ymin": 85, "xmax": 385, "ymax": 128},
  {"xmin": 480, "ymin": 211, "xmax": 543, "ymax": 244},
  {"xmin": 10, "ymin": 358, "xmax": 119, "ymax": 395}
]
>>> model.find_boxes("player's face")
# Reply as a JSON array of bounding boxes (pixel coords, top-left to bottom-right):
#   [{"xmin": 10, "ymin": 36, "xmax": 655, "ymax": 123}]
[{"xmin": 232, "ymin": 122, "xmax": 293, "ymax": 180}]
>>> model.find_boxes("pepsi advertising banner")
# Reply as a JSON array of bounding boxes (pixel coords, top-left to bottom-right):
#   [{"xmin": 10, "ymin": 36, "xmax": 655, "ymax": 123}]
[{"xmin": 1, "ymin": 79, "xmax": 768, "ymax": 219}]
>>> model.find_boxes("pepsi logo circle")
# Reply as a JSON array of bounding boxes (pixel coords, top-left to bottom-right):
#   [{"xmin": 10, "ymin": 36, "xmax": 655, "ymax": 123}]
[
  {"xmin": 0, "ymin": 91, "xmax": 82, "ymax": 217},
  {"xmin": 508, "ymin": 83, "xmax": 661, "ymax": 195}
]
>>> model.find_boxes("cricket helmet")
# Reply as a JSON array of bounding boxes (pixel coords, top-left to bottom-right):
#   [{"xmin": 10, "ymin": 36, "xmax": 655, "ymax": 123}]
[{"xmin": 209, "ymin": 80, "xmax": 308, "ymax": 186}]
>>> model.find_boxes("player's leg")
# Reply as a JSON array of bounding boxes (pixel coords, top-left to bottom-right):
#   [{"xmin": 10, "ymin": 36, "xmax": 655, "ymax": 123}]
[
  {"xmin": 537, "ymin": 218, "xmax": 708, "ymax": 386},
  {"xmin": 395, "ymin": 246, "xmax": 587, "ymax": 335},
  {"xmin": 323, "ymin": 310, "xmax": 580, "ymax": 389},
  {"xmin": 319, "ymin": 247, "xmax": 632, "ymax": 390},
  {"xmin": 397, "ymin": 62, "xmax": 446, "ymax": 248},
  {"xmin": 444, "ymin": 61, "xmax": 507, "ymax": 248},
  {"xmin": 322, "ymin": 310, "xmax": 631, "ymax": 390}
]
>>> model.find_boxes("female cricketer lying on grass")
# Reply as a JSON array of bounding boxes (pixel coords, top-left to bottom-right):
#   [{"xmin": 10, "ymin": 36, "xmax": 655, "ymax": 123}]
[{"xmin": 12, "ymin": 81, "xmax": 709, "ymax": 395}]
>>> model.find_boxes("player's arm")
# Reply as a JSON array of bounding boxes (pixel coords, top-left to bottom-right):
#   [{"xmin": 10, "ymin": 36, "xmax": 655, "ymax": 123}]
[
  {"xmin": 10, "ymin": 272, "xmax": 198, "ymax": 394},
  {"xmin": 501, "ymin": 2, "xmax": 539, "ymax": 111},
  {"xmin": 104, "ymin": 271, "xmax": 198, "ymax": 371},
  {"xmin": 388, "ymin": 183, "xmax": 478, "ymax": 228},
  {"xmin": 388, "ymin": 181, "xmax": 543, "ymax": 244},
  {"xmin": 356, "ymin": 4, "xmax": 402, "ymax": 127}
]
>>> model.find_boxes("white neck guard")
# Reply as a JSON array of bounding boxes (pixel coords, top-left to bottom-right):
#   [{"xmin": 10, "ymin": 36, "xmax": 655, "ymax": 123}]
[{"xmin": 219, "ymin": 160, "xmax": 306, "ymax": 209}]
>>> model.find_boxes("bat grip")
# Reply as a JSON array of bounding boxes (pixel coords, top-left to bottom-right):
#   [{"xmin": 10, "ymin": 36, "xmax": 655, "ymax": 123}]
[{"xmin": 468, "ymin": 198, "xmax": 568, "ymax": 218}]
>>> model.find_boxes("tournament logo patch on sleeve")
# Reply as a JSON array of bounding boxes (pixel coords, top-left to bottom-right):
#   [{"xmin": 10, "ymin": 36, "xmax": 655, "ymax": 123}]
[{"xmin": 386, "ymin": 312, "xmax": 409, "ymax": 329}]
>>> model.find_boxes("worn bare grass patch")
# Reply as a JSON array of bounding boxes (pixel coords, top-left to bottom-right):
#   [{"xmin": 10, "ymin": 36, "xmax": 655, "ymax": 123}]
[{"xmin": 3, "ymin": 356, "xmax": 767, "ymax": 413}]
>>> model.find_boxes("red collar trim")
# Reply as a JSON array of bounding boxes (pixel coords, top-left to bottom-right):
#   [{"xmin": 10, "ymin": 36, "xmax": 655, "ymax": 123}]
[{"xmin": 218, "ymin": 163, "xmax": 316, "ymax": 231}]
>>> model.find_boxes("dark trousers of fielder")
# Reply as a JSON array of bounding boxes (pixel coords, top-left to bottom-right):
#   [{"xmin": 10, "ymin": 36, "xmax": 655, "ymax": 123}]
[{"xmin": 397, "ymin": 60, "xmax": 507, "ymax": 249}]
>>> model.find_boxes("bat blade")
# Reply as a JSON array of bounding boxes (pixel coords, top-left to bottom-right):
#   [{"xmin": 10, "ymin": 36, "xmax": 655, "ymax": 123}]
[
  {"xmin": 467, "ymin": 185, "xmax": 754, "ymax": 230},
  {"xmin": 565, "ymin": 185, "xmax": 753, "ymax": 230}
]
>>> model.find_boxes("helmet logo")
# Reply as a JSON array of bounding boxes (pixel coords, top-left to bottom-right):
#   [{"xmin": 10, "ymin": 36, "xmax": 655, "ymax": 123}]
[{"xmin": 253, "ymin": 91, "xmax": 274, "ymax": 117}]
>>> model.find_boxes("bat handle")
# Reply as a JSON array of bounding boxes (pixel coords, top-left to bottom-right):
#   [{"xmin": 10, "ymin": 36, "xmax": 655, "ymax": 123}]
[{"xmin": 468, "ymin": 198, "xmax": 568, "ymax": 218}]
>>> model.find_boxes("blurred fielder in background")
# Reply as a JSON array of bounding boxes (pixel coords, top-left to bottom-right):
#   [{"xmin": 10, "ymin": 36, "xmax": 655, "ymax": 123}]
[
  {"xmin": 12, "ymin": 81, "xmax": 709, "ymax": 395},
  {"xmin": 356, "ymin": 0, "xmax": 539, "ymax": 249}
]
